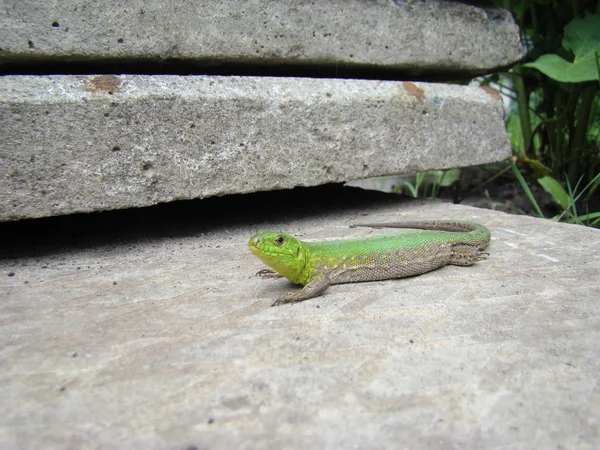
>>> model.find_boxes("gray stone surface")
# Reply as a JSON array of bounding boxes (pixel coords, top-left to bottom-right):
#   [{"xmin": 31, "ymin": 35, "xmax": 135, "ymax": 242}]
[
  {"xmin": 0, "ymin": 75, "xmax": 510, "ymax": 221},
  {"xmin": 1, "ymin": 193, "xmax": 598, "ymax": 449},
  {"xmin": 0, "ymin": 0, "xmax": 522, "ymax": 74}
]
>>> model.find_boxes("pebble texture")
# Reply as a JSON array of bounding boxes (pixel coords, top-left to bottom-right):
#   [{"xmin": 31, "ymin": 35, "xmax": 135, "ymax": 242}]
[
  {"xmin": 0, "ymin": 75, "xmax": 510, "ymax": 221},
  {"xmin": 0, "ymin": 0, "xmax": 522, "ymax": 74},
  {"xmin": 1, "ymin": 195, "xmax": 598, "ymax": 449}
]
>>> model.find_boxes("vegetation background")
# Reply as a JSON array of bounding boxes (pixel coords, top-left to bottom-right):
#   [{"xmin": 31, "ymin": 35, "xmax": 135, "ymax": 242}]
[{"xmin": 396, "ymin": 0, "xmax": 600, "ymax": 226}]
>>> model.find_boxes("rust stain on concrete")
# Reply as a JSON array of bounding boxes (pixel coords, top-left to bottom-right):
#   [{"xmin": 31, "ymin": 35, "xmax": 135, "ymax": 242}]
[
  {"xmin": 85, "ymin": 75, "xmax": 123, "ymax": 94},
  {"xmin": 403, "ymin": 82, "xmax": 425, "ymax": 102},
  {"xmin": 479, "ymin": 86, "xmax": 502, "ymax": 101}
]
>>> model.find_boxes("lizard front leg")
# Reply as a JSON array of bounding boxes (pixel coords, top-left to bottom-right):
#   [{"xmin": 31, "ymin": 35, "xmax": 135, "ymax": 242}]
[
  {"xmin": 256, "ymin": 268, "xmax": 284, "ymax": 279},
  {"xmin": 271, "ymin": 275, "xmax": 332, "ymax": 306}
]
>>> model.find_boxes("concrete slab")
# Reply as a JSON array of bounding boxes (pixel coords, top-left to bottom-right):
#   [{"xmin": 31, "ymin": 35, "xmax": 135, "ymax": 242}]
[
  {"xmin": 1, "ymin": 187, "xmax": 599, "ymax": 448},
  {"xmin": 0, "ymin": 0, "xmax": 522, "ymax": 75},
  {"xmin": 0, "ymin": 75, "xmax": 510, "ymax": 221}
]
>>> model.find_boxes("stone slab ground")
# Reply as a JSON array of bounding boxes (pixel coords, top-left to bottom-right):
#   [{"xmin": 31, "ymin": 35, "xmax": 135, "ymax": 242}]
[
  {"xmin": 0, "ymin": 0, "xmax": 521, "ymax": 75},
  {"xmin": 1, "ymin": 186, "xmax": 598, "ymax": 449},
  {"xmin": 0, "ymin": 75, "xmax": 510, "ymax": 221}
]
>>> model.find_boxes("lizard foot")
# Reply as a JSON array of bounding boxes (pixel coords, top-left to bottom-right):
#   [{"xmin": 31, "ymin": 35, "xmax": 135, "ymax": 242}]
[
  {"xmin": 256, "ymin": 268, "xmax": 283, "ymax": 279},
  {"xmin": 477, "ymin": 251, "xmax": 490, "ymax": 261},
  {"xmin": 271, "ymin": 296, "xmax": 296, "ymax": 307},
  {"xmin": 271, "ymin": 292, "xmax": 307, "ymax": 306}
]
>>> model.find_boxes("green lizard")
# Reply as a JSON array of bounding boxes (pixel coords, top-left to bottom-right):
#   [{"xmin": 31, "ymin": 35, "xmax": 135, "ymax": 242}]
[{"xmin": 248, "ymin": 220, "xmax": 491, "ymax": 306}]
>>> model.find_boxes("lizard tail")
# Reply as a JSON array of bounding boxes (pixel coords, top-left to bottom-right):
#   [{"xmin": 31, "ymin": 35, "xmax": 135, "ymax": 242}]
[
  {"xmin": 350, "ymin": 220, "xmax": 479, "ymax": 233},
  {"xmin": 350, "ymin": 220, "xmax": 491, "ymax": 250}
]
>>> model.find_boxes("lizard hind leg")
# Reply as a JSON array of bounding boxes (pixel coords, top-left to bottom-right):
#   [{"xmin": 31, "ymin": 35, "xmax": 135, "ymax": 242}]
[{"xmin": 450, "ymin": 244, "xmax": 489, "ymax": 266}]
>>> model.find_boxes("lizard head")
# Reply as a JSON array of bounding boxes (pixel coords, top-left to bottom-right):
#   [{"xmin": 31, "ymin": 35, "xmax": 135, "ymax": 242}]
[{"xmin": 248, "ymin": 231, "xmax": 308, "ymax": 284}]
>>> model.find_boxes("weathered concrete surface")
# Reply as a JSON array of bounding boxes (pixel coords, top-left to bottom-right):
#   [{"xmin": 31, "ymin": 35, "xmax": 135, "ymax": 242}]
[
  {"xmin": 0, "ymin": 0, "xmax": 522, "ymax": 75},
  {"xmin": 0, "ymin": 189, "xmax": 598, "ymax": 449},
  {"xmin": 0, "ymin": 75, "xmax": 510, "ymax": 221}
]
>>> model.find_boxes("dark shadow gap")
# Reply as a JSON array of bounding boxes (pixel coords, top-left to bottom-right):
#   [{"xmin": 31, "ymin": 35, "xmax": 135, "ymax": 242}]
[
  {"xmin": 0, "ymin": 184, "xmax": 407, "ymax": 259},
  {"xmin": 0, "ymin": 57, "xmax": 501, "ymax": 82}
]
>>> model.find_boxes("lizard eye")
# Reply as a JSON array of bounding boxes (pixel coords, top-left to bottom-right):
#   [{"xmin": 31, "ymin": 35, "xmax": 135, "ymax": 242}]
[{"xmin": 274, "ymin": 236, "xmax": 285, "ymax": 245}]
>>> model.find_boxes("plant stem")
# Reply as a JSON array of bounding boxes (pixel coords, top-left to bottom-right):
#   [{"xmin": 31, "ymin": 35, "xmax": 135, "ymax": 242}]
[
  {"xmin": 569, "ymin": 83, "xmax": 596, "ymax": 183},
  {"xmin": 512, "ymin": 67, "xmax": 532, "ymax": 158}
]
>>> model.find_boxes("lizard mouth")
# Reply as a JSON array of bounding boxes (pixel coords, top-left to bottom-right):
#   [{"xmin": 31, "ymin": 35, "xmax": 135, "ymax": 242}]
[
  {"xmin": 248, "ymin": 236, "xmax": 263, "ymax": 251},
  {"xmin": 248, "ymin": 240, "xmax": 273, "ymax": 258}
]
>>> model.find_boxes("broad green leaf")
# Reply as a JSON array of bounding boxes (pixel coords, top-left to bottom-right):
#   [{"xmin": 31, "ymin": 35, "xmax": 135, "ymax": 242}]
[
  {"xmin": 563, "ymin": 14, "xmax": 600, "ymax": 60},
  {"xmin": 537, "ymin": 176, "xmax": 570, "ymax": 209},
  {"xmin": 523, "ymin": 53, "xmax": 598, "ymax": 83},
  {"xmin": 523, "ymin": 14, "xmax": 600, "ymax": 83}
]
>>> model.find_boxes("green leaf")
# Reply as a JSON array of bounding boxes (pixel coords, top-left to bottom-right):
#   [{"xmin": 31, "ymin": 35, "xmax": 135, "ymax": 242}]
[
  {"xmin": 537, "ymin": 176, "xmax": 570, "ymax": 209},
  {"xmin": 570, "ymin": 212, "xmax": 600, "ymax": 221},
  {"xmin": 523, "ymin": 14, "xmax": 600, "ymax": 83},
  {"xmin": 506, "ymin": 113, "xmax": 524, "ymax": 156},
  {"xmin": 510, "ymin": 159, "xmax": 544, "ymax": 218},
  {"xmin": 521, "ymin": 157, "xmax": 552, "ymax": 179},
  {"xmin": 401, "ymin": 181, "xmax": 418, "ymax": 198},
  {"xmin": 433, "ymin": 168, "xmax": 461, "ymax": 187}
]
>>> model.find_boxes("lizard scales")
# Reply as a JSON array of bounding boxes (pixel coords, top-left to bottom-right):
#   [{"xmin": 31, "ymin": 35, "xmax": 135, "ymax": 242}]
[{"xmin": 248, "ymin": 220, "xmax": 491, "ymax": 306}]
